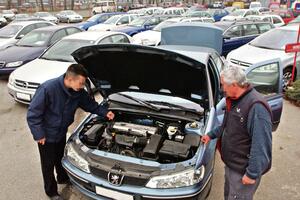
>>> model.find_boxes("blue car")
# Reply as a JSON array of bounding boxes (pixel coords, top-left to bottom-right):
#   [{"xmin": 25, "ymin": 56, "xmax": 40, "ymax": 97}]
[
  {"xmin": 0, "ymin": 25, "xmax": 82, "ymax": 75},
  {"xmin": 214, "ymin": 20, "xmax": 275, "ymax": 56},
  {"xmin": 62, "ymin": 24, "xmax": 283, "ymax": 200},
  {"xmin": 112, "ymin": 15, "xmax": 175, "ymax": 36},
  {"xmin": 76, "ymin": 12, "xmax": 124, "ymax": 30},
  {"xmin": 207, "ymin": 9, "xmax": 229, "ymax": 21}
]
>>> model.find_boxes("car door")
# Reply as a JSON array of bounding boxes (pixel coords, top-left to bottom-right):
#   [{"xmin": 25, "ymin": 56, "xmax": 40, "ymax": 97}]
[
  {"xmin": 223, "ymin": 25, "xmax": 243, "ymax": 55},
  {"xmin": 216, "ymin": 58, "xmax": 283, "ymax": 131},
  {"xmin": 241, "ymin": 23, "xmax": 260, "ymax": 45}
]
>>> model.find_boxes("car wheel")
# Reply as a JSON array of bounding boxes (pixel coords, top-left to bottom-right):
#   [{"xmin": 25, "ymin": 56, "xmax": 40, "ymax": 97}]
[
  {"xmin": 283, "ymin": 67, "xmax": 294, "ymax": 90},
  {"xmin": 67, "ymin": 18, "xmax": 70, "ymax": 23}
]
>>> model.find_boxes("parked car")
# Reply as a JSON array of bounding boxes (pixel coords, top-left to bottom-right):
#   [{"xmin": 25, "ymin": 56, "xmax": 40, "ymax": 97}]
[
  {"xmin": 33, "ymin": 12, "xmax": 59, "ymax": 24},
  {"xmin": 246, "ymin": 14, "xmax": 285, "ymax": 27},
  {"xmin": 0, "ymin": 14, "xmax": 7, "ymax": 28},
  {"xmin": 156, "ymin": 7, "xmax": 188, "ymax": 15},
  {"xmin": 227, "ymin": 25, "xmax": 300, "ymax": 90},
  {"xmin": 133, "ymin": 17, "xmax": 214, "ymax": 46},
  {"xmin": 76, "ymin": 12, "xmax": 124, "ymax": 30},
  {"xmin": 221, "ymin": 9, "xmax": 259, "ymax": 21},
  {"xmin": 88, "ymin": 14, "xmax": 138, "ymax": 31},
  {"xmin": 2, "ymin": 10, "xmax": 15, "ymax": 22},
  {"xmin": 232, "ymin": 1, "xmax": 245, "ymax": 9},
  {"xmin": 249, "ymin": 2, "xmax": 262, "ymax": 9},
  {"xmin": 269, "ymin": 2, "xmax": 280, "ymax": 11},
  {"xmin": 213, "ymin": 20, "xmax": 274, "ymax": 55},
  {"xmin": 140, "ymin": 7, "xmax": 164, "ymax": 15},
  {"xmin": 0, "ymin": 21, "xmax": 55, "ymax": 50},
  {"xmin": 7, "ymin": 31, "xmax": 133, "ymax": 104},
  {"xmin": 271, "ymin": 9, "xmax": 296, "ymax": 24},
  {"xmin": 92, "ymin": 0, "xmax": 116, "ymax": 15},
  {"xmin": 252, "ymin": 7, "xmax": 271, "ymax": 14},
  {"xmin": 207, "ymin": 9, "xmax": 229, "ymax": 21},
  {"xmin": 184, "ymin": 11, "xmax": 215, "ymax": 21},
  {"xmin": 14, "ymin": 13, "xmax": 30, "ymax": 21},
  {"xmin": 0, "ymin": 25, "xmax": 82, "ymax": 75},
  {"xmin": 61, "ymin": 24, "xmax": 283, "ymax": 200},
  {"xmin": 112, "ymin": 15, "xmax": 176, "ymax": 36},
  {"xmin": 224, "ymin": 6, "xmax": 239, "ymax": 13},
  {"xmin": 56, "ymin": 10, "xmax": 83, "ymax": 23}
]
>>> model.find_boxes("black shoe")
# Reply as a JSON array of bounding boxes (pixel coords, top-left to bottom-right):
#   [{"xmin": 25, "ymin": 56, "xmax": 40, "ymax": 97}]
[{"xmin": 49, "ymin": 195, "xmax": 64, "ymax": 200}]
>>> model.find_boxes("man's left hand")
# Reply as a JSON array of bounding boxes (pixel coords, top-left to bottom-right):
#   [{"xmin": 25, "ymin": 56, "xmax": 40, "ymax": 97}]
[
  {"xmin": 242, "ymin": 175, "xmax": 256, "ymax": 185},
  {"xmin": 106, "ymin": 111, "xmax": 115, "ymax": 120}
]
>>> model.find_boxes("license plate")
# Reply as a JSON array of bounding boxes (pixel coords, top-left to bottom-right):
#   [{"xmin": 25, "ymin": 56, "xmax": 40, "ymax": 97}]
[
  {"xmin": 16, "ymin": 92, "xmax": 30, "ymax": 101},
  {"xmin": 95, "ymin": 186, "xmax": 133, "ymax": 200}
]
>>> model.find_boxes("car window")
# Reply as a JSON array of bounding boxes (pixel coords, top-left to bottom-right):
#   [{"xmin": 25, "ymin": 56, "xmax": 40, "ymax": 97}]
[
  {"xmin": 211, "ymin": 52, "xmax": 224, "ymax": 73},
  {"xmin": 224, "ymin": 25, "xmax": 242, "ymax": 37},
  {"xmin": 98, "ymin": 36, "xmax": 112, "ymax": 44},
  {"xmin": 35, "ymin": 23, "xmax": 52, "ymax": 29},
  {"xmin": 272, "ymin": 16, "xmax": 282, "ymax": 24},
  {"xmin": 17, "ymin": 24, "xmax": 36, "ymax": 38},
  {"xmin": 243, "ymin": 24, "xmax": 259, "ymax": 36},
  {"xmin": 118, "ymin": 16, "xmax": 129, "ymax": 25},
  {"xmin": 66, "ymin": 27, "xmax": 81, "ymax": 35},
  {"xmin": 145, "ymin": 17, "xmax": 160, "ymax": 26},
  {"xmin": 246, "ymin": 62, "xmax": 279, "ymax": 96},
  {"xmin": 110, "ymin": 34, "xmax": 130, "ymax": 43},
  {"xmin": 100, "ymin": 15, "xmax": 110, "ymax": 22},
  {"xmin": 263, "ymin": 17, "xmax": 272, "ymax": 22},
  {"xmin": 257, "ymin": 23, "xmax": 273, "ymax": 33},
  {"xmin": 130, "ymin": 15, "xmax": 137, "ymax": 21},
  {"xmin": 50, "ymin": 29, "xmax": 67, "ymax": 45},
  {"xmin": 244, "ymin": 11, "xmax": 251, "ymax": 16}
]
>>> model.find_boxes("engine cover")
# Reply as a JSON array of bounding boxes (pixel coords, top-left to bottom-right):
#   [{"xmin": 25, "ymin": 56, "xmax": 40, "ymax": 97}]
[{"xmin": 112, "ymin": 122, "xmax": 158, "ymax": 137}]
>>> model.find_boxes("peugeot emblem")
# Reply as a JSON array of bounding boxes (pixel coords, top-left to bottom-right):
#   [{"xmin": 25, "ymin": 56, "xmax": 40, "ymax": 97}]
[{"xmin": 107, "ymin": 171, "xmax": 124, "ymax": 186}]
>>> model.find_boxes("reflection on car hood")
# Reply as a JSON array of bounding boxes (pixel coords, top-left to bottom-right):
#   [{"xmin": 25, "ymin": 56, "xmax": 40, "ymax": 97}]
[
  {"xmin": 12, "ymin": 58, "xmax": 73, "ymax": 84},
  {"xmin": 72, "ymin": 44, "xmax": 207, "ymax": 102},
  {"xmin": 133, "ymin": 30, "xmax": 161, "ymax": 43},
  {"xmin": 0, "ymin": 46, "xmax": 45, "ymax": 62}
]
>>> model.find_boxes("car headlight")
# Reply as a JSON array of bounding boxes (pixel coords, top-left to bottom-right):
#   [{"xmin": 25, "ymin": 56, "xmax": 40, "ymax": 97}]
[
  {"xmin": 6, "ymin": 61, "xmax": 23, "ymax": 68},
  {"xmin": 146, "ymin": 166, "xmax": 205, "ymax": 188},
  {"xmin": 66, "ymin": 144, "xmax": 90, "ymax": 173},
  {"xmin": 8, "ymin": 72, "xmax": 15, "ymax": 85}
]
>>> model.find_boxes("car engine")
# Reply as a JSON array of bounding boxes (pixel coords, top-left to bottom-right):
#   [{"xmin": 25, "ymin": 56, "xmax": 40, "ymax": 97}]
[{"xmin": 79, "ymin": 112, "xmax": 204, "ymax": 163}]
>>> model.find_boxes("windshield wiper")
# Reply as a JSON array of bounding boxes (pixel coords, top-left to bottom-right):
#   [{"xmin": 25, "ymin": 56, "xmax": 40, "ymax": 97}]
[
  {"xmin": 115, "ymin": 93, "xmax": 160, "ymax": 111},
  {"xmin": 146, "ymin": 100, "xmax": 201, "ymax": 114},
  {"xmin": 53, "ymin": 58, "xmax": 71, "ymax": 62}
]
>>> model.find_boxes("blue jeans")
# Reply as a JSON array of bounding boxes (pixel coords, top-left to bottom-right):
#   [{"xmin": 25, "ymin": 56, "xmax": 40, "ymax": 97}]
[{"xmin": 224, "ymin": 166, "xmax": 261, "ymax": 200}]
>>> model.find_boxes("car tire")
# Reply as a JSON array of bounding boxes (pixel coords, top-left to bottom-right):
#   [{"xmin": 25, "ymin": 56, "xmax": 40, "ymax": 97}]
[
  {"xmin": 283, "ymin": 67, "xmax": 294, "ymax": 90},
  {"xmin": 67, "ymin": 18, "xmax": 70, "ymax": 23}
]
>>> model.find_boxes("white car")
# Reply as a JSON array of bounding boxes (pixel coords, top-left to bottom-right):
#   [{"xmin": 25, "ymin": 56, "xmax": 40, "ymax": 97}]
[
  {"xmin": 7, "ymin": 31, "xmax": 133, "ymax": 104},
  {"xmin": 155, "ymin": 7, "xmax": 188, "ymax": 15},
  {"xmin": 92, "ymin": 0, "xmax": 116, "ymax": 14},
  {"xmin": 0, "ymin": 14, "xmax": 7, "ymax": 27},
  {"xmin": 221, "ymin": 9, "xmax": 259, "ymax": 21},
  {"xmin": 56, "ymin": 10, "xmax": 83, "ymax": 23},
  {"xmin": 246, "ymin": 14, "xmax": 285, "ymax": 27},
  {"xmin": 0, "ymin": 21, "xmax": 55, "ymax": 50},
  {"xmin": 227, "ymin": 25, "xmax": 300, "ymax": 89},
  {"xmin": 33, "ymin": 12, "xmax": 59, "ymax": 24},
  {"xmin": 249, "ymin": 2, "xmax": 262, "ymax": 9},
  {"xmin": 133, "ymin": 17, "xmax": 214, "ymax": 46},
  {"xmin": 88, "ymin": 14, "xmax": 138, "ymax": 31},
  {"xmin": 141, "ymin": 7, "xmax": 164, "ymax": 15},
  {"xmin": 2, "ymin": 10, "xmax": 15, "ymax": 21}
]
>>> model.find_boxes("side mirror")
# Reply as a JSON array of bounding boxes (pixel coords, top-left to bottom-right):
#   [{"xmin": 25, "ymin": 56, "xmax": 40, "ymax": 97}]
[
  {"xmin": 223, "ymin": 35, "xmax": 231, "ymax": 40},
  {"xmin": 16, "ymin": 34, "xmax": 25, "ymax": 39}
]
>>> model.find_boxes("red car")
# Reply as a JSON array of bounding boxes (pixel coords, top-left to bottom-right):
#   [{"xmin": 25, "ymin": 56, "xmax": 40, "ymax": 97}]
[{"xmin": 271, "ymin": 9, "xmax": 296, "ymax": 24}]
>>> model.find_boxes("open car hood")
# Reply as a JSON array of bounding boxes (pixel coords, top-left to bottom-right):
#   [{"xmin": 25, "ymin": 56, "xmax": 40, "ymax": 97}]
[
  {"xmin": 72, "ymin": 44, "xmax": 208, "ymax": 103},
  {"xmin": 160, "ymin": 22, "xmax": 223, "ymax": 55}
]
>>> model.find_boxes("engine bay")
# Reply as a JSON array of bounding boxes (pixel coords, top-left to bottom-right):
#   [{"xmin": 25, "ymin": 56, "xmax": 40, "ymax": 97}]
[{"xmin": 79, "ymin": 112, "xmax": 204, "ymax": 164}]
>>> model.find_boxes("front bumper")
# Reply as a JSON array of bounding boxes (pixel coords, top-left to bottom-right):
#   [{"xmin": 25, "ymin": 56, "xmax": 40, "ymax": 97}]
[
  {"xmin": 62, "ymin": 158, "xmax": 212, "ymax": 200},
  {"xmin": 0, "ymin": 67, "xmax": 17, "ymax": 75},
  {"xmin": 7, "ymin": 82, "xmax": 36, "ymax": 104}
]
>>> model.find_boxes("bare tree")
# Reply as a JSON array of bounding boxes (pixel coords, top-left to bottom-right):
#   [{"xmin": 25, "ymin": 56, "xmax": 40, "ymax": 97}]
[
  {"xmin": 64, "ymin": 0, "xmax": 67, "ymax": 10},
  {"xmin": 40, "ymin": 0, "xmax": 45, "ymax": 11},
  {"xmin": 71, "ymin": 0, "xmax": 75, "ymax": 10},
  {"xmin": 7, "ymin": 0, "xmax": 12, "ymax": 9}
]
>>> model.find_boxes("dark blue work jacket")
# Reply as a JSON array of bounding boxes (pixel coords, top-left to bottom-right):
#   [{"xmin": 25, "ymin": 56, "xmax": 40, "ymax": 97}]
[{"xmin": 27, "ymin": 74, "xmax": 108, "ymax": 143}]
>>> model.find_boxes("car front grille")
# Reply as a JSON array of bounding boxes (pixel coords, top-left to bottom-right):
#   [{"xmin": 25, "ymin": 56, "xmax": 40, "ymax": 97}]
[
  {"xmin": 230, "ymin": 59, "xmax": 252, "ymax": 67},
  {"xmin": 0, "ymin": 61, "xmax": 5, "ymax": 68},
  {"xmin": 14, "ymin": 79, "xmax": 40, "ymax": 89},
  {"xmin": 89, "ymin": 166, "xmax": 149, "ymax": 187}
]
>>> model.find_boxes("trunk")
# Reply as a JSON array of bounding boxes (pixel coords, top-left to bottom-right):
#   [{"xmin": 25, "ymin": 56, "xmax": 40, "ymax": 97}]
[
  {"xmin": 35, "ymin": 0, "xmax": 39, "ymax": 12},
  {"xmin": 71, "ymin": 0, "xmax": 75, "ymax": 10},
  {"xmin": 39, "ymin": 0, "xmax": 44, "ymax": 11},
  {"xmin": 49, "ymin": 0, "xmax": 54, "ymax": 11},
  {"xmin": 7, "ymin": 0, "xmax": 12, "ymax": 9},
  {"xmin": 64, "ymin": 0, "xmax": 67, "ymax": 10},
  {"xmin": 17, "ymin": 0, "xmax": 21, "ymax": 13},
  {"xmin": 79, "ymin": 111, "xmax": 203, "ymax": 164}
]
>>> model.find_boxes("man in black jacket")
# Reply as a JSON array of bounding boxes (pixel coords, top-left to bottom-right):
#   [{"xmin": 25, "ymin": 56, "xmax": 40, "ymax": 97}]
[
  {"xmin": 27, "ymin": 64, "xmax": 114, "ymax": 200},
  {"xmin": 201, "ymin": 66, "xmax": 272, "ymax": 200}
]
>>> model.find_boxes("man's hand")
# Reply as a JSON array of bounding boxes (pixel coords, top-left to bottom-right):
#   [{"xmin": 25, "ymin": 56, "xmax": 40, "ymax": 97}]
[
  {"xmin": 106, "ymin": 111, "xmax": 115, "ymax": 120},
  {"xmin": 37, "ymin": 137, "xmax": 46, "ymax": 145},
  {"xmin": 242, "ymin": 175, "xmax": 256, "ymax": 185},
  {"xmin": 201, "ymin": 135, "xmax": 211, "ymax": 144}
]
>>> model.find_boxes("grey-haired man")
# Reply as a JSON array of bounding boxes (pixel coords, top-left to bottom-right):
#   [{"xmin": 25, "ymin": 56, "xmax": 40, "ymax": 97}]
[{"xmin": 201, "ymin": 66, "xmax": 272, "ymax": 200}]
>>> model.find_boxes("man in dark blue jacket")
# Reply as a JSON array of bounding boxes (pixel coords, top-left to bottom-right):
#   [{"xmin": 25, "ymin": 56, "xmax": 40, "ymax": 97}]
[
  {"xmin": 27, "ymin": 64, "xmax": 114, "ymax": 200},
  {"xmin": 201, "ymin": 66, "xmax": 272, "ymax": 200}
]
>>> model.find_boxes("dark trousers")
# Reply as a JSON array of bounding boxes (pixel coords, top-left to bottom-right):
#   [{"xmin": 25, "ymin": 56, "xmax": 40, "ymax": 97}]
[
  {"xmin": 38, "ymin": 137, "xmax": 69, "ymax": 197},
  {"xmin": 224, "ymin": 166, "xmax": 261, "ymax": 200}
]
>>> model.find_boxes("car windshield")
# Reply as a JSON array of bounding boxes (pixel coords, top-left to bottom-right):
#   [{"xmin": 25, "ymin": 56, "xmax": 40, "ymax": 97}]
[
  {"xmin": 3, "ymin": 10, "xmax": 13, "ymax": 14},
  {"xmin": 15, "ymin": 14, "xmax": 29, "ymax": 19},
  {"xmin": 249, "ymin": 29, "xmax": 297, "ymax": 50},
  {"xmin": 64, "ymin": 11, "xmax": 76, "ymax": 15},
  {"xmin": 229, "ymin": 10, "xmax": 246, "ymax": 16},
  {"xmin": 153, "ymin": 20, "xmax": 176, "ymax": 31},
  {"xmin": 129, "ymin": 17, "xmax": 147, "ymax": 26},
  {"xmin": 104, "ymin": 15, "xmax": 121, "ymax": 24},
  {"xmin": 16, "ymin": 31, "xmax": 52, "ymax": 47},
  {"xmin": 0, "ymin": 25, "xmax": 22, "ymax": 38},
  {"xmin": 87, "ymin": 14, "xmax": 100, "ymax": 22},
  {"xmin": 41, "ymin": 39, "xmax": 95, "ymax": 62},
  {"xmin": 37, "ymin": 12, "xmax": 51, "ymax": 17}
]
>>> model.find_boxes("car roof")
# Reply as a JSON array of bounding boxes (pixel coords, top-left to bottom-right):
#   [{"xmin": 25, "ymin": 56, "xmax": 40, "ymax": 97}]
[
  {"xmin": 214, "ymin": 20, "xmax": 267, "ymax": 30},
  {"xmin": 279, "ymin": 24, "xmax": 299, "ymax": 31},
  {"xmin": 63, "ymin": 31, "xmax": 126, "ymax": 41},
  {"xmin": 31, "ymin": 25, "xmax": 79, "ymax": 32},
  {"xmin": 9, "ymin": 21, "xmax": 52, "ymax": 26}
]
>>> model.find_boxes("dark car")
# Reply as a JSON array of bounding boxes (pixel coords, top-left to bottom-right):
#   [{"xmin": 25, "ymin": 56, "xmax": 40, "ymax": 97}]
[
  {"xmin": 62, "ymin": 23, "xmax": 283, "ymax": 200},
  {"xmin": 214, "ymin": 20, "xmax": 275, "ymax": 56},
  {"xmin": 207, "ymin": 9, "xmax": 229, "ymax": 21},
  {"xmin": 76, "ymin": 12, "xmax": 124, "ymax": 30},
  {"xmin": 0, "ymin": 25, "xmax": 82, "ymax": 75},
  {"xmin": 112, "ymin": 15, "xmax": 176, "ymax": 36}
]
